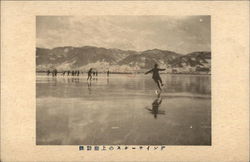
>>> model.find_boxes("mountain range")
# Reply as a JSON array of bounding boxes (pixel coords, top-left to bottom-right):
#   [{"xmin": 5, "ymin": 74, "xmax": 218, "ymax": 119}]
[{"xmin": 36, "ymin": 46, "xmax": 211, "ymax": 72}]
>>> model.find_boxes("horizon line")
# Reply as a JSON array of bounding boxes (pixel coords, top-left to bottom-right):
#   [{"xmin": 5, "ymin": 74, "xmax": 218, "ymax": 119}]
[{"xmin": 36, "ymin": 45, "xmax": 211, "ymax": 55}]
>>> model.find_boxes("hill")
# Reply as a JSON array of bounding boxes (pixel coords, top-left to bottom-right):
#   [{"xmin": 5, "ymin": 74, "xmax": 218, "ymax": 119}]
[
  {"xmin": 118, "ymin": 49, "xmax": 181, "ymax": 69},
  {"xmin": 36, "ymin": 46, "xmax": 138, "ymax": 71},
  {"xmin": 171, "ymin": 51, "xmax": 211, "ymax": 68},
  {"xmin": 36, "ymin": 46, "xmax": 211, "ymax": 73}
]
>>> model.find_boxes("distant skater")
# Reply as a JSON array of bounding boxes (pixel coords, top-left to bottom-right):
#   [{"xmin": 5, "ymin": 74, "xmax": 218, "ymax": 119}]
[
  {"xmin": 145, "ymin": 64, "xmax": 166, "ymax": 91},
  {"xmin": 53, "ymin": 69, "xmax": 58, "ymax": 77},
  {"xmin": 87, "ymin": 68, "xmax": 93, "ymax": 80},
  {"xmin": 107, "ymin": 70, "xmax": 110, "ymax": 77},
  {"xmin": 47, "ymin": 70, "xmax": 50, "ymax": 76}
]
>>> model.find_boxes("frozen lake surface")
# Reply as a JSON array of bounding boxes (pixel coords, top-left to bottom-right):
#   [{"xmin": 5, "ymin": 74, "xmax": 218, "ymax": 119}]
[{"xmin": 36, "ymin": 73, "xmax": 211, "ymax": 145}]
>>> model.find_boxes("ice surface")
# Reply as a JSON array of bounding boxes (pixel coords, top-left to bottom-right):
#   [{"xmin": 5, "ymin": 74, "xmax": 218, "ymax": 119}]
[{"xmin": 36, "ymin": 73, "xmax": 211, "ymax": 145}]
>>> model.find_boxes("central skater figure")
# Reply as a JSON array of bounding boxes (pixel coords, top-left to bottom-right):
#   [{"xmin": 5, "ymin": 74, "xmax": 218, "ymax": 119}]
[{"xmin": 145, "ymin": 64, "xmax": 166, "ymax": 91}]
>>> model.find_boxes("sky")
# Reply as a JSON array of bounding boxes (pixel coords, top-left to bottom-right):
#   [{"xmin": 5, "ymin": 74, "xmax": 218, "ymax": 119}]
[{"xmin": 36, "ymin": 16, "xmax": 210, "ymax": 54}]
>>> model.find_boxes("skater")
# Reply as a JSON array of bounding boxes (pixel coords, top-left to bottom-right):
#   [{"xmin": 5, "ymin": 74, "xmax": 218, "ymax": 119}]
[
  {"xmin": 145, "ymin": 64, "xmax": 166, "ymax": 90},
  {"xmin": 47, "ymin": 70, "xmax": 51, "ymax": 76},
  {"xmin": 52, "ymin": 69, "xmax": 58, "ymax": 77},
  {"xmin": 107, "ymin": 70, "xmax": 110, "ymax": 77},
  {"xmin": 87, "ymin": 68, "xmax": 93, "ymax": 80}
]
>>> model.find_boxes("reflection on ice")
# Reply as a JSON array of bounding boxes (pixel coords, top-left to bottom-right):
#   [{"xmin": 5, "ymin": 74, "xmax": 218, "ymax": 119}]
[
  {"xmin": 36, "ymin": 73, "xmax": 211, "ymax": 145},
  {"xmin": 145, "ymin": 91, "xmax": 165, "ymax": 119}
]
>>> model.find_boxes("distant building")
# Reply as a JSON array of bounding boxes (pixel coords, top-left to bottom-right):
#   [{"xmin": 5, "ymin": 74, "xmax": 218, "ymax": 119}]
[{"xmin": 196, "ymin": 66, "xmax": 210, "ymax": 72}]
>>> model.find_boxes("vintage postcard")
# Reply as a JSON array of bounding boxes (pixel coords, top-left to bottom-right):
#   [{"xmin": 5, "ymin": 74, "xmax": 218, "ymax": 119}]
[{"xmin": 1, "ymin": 1, "xmax": 249, "ymax": 161}]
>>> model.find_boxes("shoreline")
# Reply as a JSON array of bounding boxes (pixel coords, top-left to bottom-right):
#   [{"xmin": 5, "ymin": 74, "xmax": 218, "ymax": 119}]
[{"xmin": 36, "ymin": 71, "xmax": 211, "ymax": 76}]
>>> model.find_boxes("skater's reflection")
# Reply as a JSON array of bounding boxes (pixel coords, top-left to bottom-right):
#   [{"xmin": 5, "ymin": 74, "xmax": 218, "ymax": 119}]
[
  {"xmin": 67, "ymin": 78, "xmax": 71, "ymax": 83},
  {"xmin": 107, "ymin": 78, "xmax": 109, "ymax": 85},
  {"xmin": 87, "ymin": 81, "xmax": 92, "ymax": 95},
  {"xmin": 51, "ymin": 77, "xmax": 57, "ymax": 86},
  {"xmin": 74, "ymin": 78, "xmax": 79, "ymax": 84},
  {"xmin": 145, "ymin": 92, "xmax": 165, "ymax": 119}
]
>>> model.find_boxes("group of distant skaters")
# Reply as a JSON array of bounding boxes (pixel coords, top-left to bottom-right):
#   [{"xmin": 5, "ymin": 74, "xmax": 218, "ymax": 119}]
[
  {"xmin": 47, "ymin": 69, "xmax": 58, "ymax": 77},
  {"xmin": 46, "ymin": 68, "xmax": 110, "ymax": 80},
  {"xmin": 87, "ymin": 68, "xmax": 110, "ymax": 80},
  {"xmin": 47, "ymin": 63, "xmax": 163, "ymax": 90},
  {"xmin": 47, "ymin": 69, "xmax": 82, "ymax": 77}
]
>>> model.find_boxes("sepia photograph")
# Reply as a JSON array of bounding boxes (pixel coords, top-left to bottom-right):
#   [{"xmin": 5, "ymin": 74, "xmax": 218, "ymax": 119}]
[
  {"xmin": 36, "ymin": 16, "xmax": 211, "ymax": 145},
  {"xmin": 1, "ymin": 1, "xmax": 249, "ymax": 161}
]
